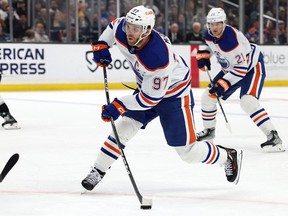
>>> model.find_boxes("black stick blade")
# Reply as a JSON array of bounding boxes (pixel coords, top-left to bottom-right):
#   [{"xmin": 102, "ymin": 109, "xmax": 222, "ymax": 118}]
[{"xmin": 0, "ymin": 153, "xmax": 19, "ymax": 183}]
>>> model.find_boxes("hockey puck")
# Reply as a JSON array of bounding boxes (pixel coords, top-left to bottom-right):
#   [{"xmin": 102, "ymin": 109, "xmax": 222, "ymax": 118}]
[
  {"xmin": 140, "ymin": 198, "xmax": 152, "ymax": 210},
  {"xmin": 140, "ymin": 205, "xmax": 152, "ymax": 210}
]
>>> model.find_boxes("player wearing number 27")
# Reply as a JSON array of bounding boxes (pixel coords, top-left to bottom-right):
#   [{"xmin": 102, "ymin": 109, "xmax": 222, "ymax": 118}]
[
  {"xmin": 81, "ymin": 5, "xmax": 243, "ymax": 190},
  {"xmin": 196, "ymin": 8, "xmax": 284, "ymax": 152}
]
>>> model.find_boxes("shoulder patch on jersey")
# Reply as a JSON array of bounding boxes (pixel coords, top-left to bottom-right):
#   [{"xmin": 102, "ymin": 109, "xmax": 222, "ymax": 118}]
[
  {"xmin": 217, "ymin": 26, "xmax": 239, "ymax": 52},
  {"xmin": 135, "ymin": 31, "xmax": 169, "ymax": 71}
]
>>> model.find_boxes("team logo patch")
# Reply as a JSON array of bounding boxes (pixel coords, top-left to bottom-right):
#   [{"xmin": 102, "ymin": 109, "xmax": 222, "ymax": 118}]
[{"xmin": 215, "ymin": 52, "xmax": 230, "ymax": 69}]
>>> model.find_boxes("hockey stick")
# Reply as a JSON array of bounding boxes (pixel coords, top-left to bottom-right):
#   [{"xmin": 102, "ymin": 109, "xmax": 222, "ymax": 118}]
[
  {"xmin": 121, "ymin": 82, "xmax": 137, "ymax": 91},
  {"xmin": 206, "ymin": 69, "xmax": 232, "ymax": 133},
  {"xmin": 102, "ymin": 64, "xmax": 152, "ymax": 209},
  {"xmin": 0, "ymin": 153, "xmax": 19, "ymax": 183}
]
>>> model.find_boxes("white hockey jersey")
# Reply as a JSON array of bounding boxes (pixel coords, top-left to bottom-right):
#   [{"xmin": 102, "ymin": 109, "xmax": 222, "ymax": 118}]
[
  {"xmin": 99, "ymin": 18, "xmax": 191, "ymax": 111},
  {"xmin": 204, "ymin": 25, "xmax": 262, "ymax": 85}
]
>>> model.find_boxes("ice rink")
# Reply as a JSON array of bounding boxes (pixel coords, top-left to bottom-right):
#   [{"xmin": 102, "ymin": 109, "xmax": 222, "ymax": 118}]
[{"xmin": 0, "ymin": 87, "xmax": 288, "ymax": 216}]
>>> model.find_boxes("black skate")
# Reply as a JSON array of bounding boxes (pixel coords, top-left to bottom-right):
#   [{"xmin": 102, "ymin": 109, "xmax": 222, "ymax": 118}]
[
  {"xmin": 81, "ymin": 167, "xmax": 106, "ymax": 191},
  {"xmin": 260, "ymin": 130, "xmax": 285, "ymax": 152},
  {"xmin": 1, "ymin": 112, "xmax": 20, "ymax": 130},
  {"xmin": 218, "ymin": 145, "xmax": 243, "ymax": 184},
  {"xmin": 196, "ymin": 127, "xmax": 215, "ymax": 141}
]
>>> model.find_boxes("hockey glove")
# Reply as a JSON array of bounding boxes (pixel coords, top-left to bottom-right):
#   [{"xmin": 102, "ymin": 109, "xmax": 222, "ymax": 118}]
[
  {"xmin": 196, "ymin": 50, "xmax": 211, "ymax": 71},
  {"xmin": 91, "ymin": 40, "xmax": 112, "ymax": 67},
  {"xmin": 209, "ymin": 78, "xmax": 231, "ymax": 97},
  {"xmin": 101, "ymin": 98, "xmax": 127, "ymax": 122}
]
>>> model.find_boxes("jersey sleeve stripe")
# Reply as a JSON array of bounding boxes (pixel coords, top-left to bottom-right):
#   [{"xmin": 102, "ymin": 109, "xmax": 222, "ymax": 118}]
[
  {"xmin": 229, "ymin": 70, "xmax": 246, "ymax": 78},
  {"xmin": 233, "ymin": 68, "xmax": 247, "ymax": 75},
  {"xmin": 135, "ymin": 94, "xmax": 150, "ymax": 108},
  {"xmin": 141, "ymin": 90, "xmax": 163, "ymax": 101},
  {"xmin": 169, "ymin": 69, "xmax": 190, "ymax": 88},
  {"xmin": 139, "ymin": 91, "xmax": 161, "ymax": 106},
  {"xmin": 168, "ymin": 80, "xmax": 191, "ymax": 98},
  {"xmin": 234, "ymin": 65, "xmax": 247, "ymax": 70},
  {"xmin": 166, "ymin": 70, "xmax": 191, "ymax": 95}
]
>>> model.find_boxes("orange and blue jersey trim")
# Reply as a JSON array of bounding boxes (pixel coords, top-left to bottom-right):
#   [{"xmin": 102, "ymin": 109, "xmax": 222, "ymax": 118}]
[
  {"xmin": 100, "ymin": 135, "xmax": 125, "ymax": 160},
  {"xmin": 165, "ymin": 69, "xmax": 191, "ymax": 98},
  {"xmin": 247, "ymin": 61, "xmax": 263, "ymax": 98},
  {"xmin": 230, "ymin": 66, "xmax": 248, "ymax": 79},
  {"xmin": 201, "ymin": 109, "xmax": 217, "ymax": 121},
  {"xmin": 250, "ymin": 108, "xmax": 270, "ymax": 127},
  {"xmin": 135, "ymin": 90, "xmax": 163, "ymax": 109},
  {"xmin": 202, "ymin": 142, "xmax": 220, "ymax": 164},
  {"xmin": 183, "ymin": 92, "xmax": 197, "ymax": 144}
]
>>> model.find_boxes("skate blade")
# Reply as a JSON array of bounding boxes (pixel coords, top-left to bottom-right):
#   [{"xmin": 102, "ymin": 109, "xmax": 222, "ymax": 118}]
[
  {"xmin": 233, "ymin": 150, "xmax": 243, "ymax": 185},
  {"xmin": 262, "ymin": 144, "xmax": 285, "ymax": 153},
  {"xmin": 3, "ymin": 123, "xmax": 21, "ymax": 130},
  {"xmin": 80, "ymin": 189, "xmax": 88, "ymax": 195}
]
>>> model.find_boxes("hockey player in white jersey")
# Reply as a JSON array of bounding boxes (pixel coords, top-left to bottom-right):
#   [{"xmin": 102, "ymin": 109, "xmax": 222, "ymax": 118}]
[
  {"xmin": 196, "ymin": 8, "xmax": 284, "ymax": 152},
  {"xmin": 81, "ymin": 5, "xmax": 243, "ymax": 191},
  {"xmin": 0, "ymin": 74, "xmax": 20, "ymax": 130}
]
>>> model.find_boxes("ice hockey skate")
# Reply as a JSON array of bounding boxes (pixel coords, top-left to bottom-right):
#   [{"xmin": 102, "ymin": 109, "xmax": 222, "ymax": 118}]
[
  {"xmin": 218, "ymin": 145, "xmax": 243, "ymax": 184},
  {"xmin": 1, "ymin": 113, "xmax": 20, "ymax": 130},
  {"xmin": 81, "ymin": 167, "xmax": 106, "ymax": 191},
  {"xmin": 196, "ymin": 127, "xmax": 215, "ymax": 141},
  {"xmin": 260, "ymin": 130, "xmax": 285, "ymax": 152}
]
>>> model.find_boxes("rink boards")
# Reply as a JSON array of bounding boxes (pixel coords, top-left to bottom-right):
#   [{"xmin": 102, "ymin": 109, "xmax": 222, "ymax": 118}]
[{"xmin": 0, "ymin": 43, "xmax": 287, "ymax": 91}]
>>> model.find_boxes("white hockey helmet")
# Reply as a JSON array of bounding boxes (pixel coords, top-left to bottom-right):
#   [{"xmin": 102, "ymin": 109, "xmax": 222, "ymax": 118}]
[
  {"xmin": 125, "ymin": 5, "xmax": 155, "ymax": 31},
  {"xmin": 207, "ymin": 8, "xmax": 226, "ymax": 23}
]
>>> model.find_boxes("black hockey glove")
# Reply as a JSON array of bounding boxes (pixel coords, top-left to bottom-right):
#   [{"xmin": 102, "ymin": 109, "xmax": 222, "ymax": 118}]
[
  {"xmin": 196, "ymin": 50, "xmax": 211, "ymax": 71},
  {"xmin": 91, "ymin": 40, "xmax": 112, "ymax": 67},
  {"xmin": 101, "ymin": 98, "xmax": 127, "ymax": 122},
  {"xmin": 209, "ymin": 78, "xmax": 231, "ymax": 97}
]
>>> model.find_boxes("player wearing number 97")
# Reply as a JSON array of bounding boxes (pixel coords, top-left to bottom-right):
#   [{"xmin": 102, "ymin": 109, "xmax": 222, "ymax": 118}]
[
  {"xmin": 196, "ymin": 8, "xmax": 284, "ymax": 152},
  {"xmin": 82, "ymin": 5, "xmax": 243, "ymax": 192}
]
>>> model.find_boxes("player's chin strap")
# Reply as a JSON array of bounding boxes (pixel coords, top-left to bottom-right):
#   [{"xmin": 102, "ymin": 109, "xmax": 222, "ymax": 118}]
[
  {"xmin": 132, "ymin": 29, "xmax": 151, "ymax": 46},
  {"xmin": 206, "ymin": 67, "xmax": 232, "ymax": 133},
  {"xmin": 101, "ymin": 62, "xmax": 152, "ymax": 208}
]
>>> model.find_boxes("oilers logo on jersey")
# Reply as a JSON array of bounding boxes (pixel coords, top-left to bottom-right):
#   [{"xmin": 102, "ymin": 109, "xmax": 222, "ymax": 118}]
[{"xmin": 215, "ymin": 51, "xmax": 230, "ymax": 69}]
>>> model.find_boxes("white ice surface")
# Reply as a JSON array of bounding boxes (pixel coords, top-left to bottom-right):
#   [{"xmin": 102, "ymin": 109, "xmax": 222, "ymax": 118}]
[{"xmin": 0, "ymin": 87, "xmax": 288, "ymax": 216}]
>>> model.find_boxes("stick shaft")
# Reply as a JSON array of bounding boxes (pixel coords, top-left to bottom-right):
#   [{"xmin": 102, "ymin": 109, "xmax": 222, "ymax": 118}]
[
  {"xmin": 206, "ymin": 69, "xmax": 232, "ymax": 133},
  {"xmin": 102, "ymin": 65, "xmax": 144, "ymax": 204}
]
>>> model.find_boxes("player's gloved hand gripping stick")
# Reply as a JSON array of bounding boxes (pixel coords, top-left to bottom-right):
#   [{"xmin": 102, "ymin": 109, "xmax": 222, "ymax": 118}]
[
  {"xmin": 102, "ymin": 62, "xmax": 153, "ymax": 210},
  {"xmin": 196, "ymin": 49, "xmax": 231, "ymax": 133},
  {"xmin": 206, "ymin": 68, "xmax": 232, "ymax": 133}
]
